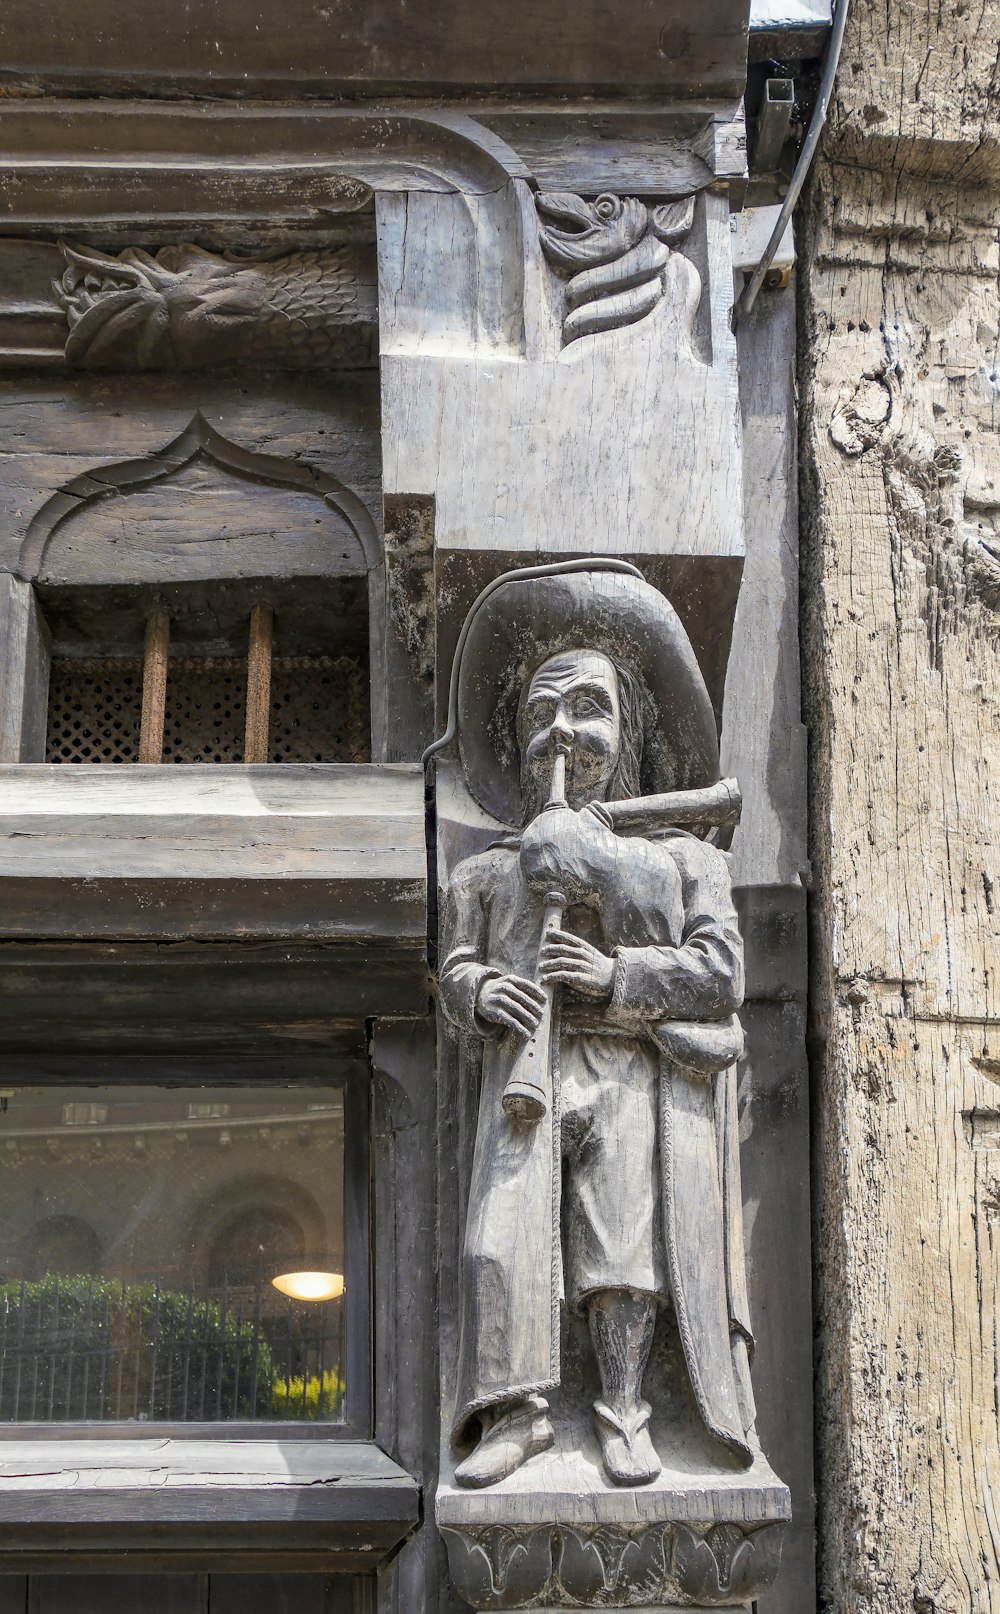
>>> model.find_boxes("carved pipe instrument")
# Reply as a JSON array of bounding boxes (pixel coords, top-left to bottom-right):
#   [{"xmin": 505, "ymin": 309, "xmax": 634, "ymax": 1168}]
[{"xmin": 500, "ymin": 772, "xmax": 743, "ymax": 1124}]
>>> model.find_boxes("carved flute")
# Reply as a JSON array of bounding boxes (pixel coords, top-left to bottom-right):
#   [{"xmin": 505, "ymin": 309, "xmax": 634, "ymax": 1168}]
[{"xmin": 500, "ymin": 770, "xmax": 743, "ymax": 1124}]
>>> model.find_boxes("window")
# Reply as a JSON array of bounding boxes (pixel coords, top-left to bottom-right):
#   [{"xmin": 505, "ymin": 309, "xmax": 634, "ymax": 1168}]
[
  {"xmin": 40, "ymin": 578, "xmax": 370, "ymax": 767},
  {"xmin": 0, "ymin": 1075, "xmax": 368, "ymax": 1433}
]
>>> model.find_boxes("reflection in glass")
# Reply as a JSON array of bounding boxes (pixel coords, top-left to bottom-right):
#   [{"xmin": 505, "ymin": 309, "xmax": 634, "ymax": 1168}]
[{"xmin": 0, "ymin": 1087, "xmax": 346, "ymax": 1423}]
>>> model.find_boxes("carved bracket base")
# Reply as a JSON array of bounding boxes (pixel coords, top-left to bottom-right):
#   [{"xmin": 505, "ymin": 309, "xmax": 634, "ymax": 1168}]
[
  {"xmin": 438, "ymin": 1425, "xmax": 789, "ymax": 1611},
  {"xmin": 440, "ymin": 1518, "xmax": 783, "ymax": 1609},
  {"xmin": 525, "ymin": 1606, "xmax": 752, "ymax": 1614}
]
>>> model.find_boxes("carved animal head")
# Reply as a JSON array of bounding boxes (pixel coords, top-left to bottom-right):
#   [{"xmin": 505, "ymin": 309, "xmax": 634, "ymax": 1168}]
[
  {"xmin": 535, "ymin": 192, "xmax": 698, "ymax": 345},
  {"xmin": 56, "ymin": 241, "xmax": 283, "ymax": 368}
]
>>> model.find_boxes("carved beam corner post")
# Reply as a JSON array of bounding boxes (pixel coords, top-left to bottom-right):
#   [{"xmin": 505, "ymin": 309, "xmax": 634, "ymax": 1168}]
[{"xmin": 432, "ymin": 566, "xmax": 790, "ymax": 1609}]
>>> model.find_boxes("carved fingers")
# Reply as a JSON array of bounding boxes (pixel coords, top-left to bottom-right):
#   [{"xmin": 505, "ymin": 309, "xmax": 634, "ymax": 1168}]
[
  {"xmin": 476, "ymin": 974, "xmax": 547, "ymax": 1038},
  {"xmin": 538, "ymin": 929, "xmax": 616, "ymax": 1001}
]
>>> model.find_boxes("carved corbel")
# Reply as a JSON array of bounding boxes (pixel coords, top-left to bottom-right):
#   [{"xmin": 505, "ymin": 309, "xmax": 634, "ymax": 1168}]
[{"xmin": 536, "ymin": 191, "xmax": 699, "ymax": 345}]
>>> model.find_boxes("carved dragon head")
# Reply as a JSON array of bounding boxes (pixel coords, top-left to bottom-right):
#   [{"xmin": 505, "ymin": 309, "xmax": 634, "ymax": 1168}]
[
  {"xmin": 55, "ymin": 238, "xmax": 376, "ymax": 370},
  {"xmin": 535, "ymin": 192, "xmax": 698, "ymax": 345},
  {"xmin": 55, "ymin": 241, "xmax": 283, "ymax": 368}
]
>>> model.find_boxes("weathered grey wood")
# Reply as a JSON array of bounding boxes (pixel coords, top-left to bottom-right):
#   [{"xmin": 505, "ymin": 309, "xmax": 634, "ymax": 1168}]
[
  {"xmin": 0, "ymin": 577, "xmax": 49, "ymax": 765},
  {"xmin": 479, "ymin": 115, "xmax": 719, "ymax": 198},
  {"xmin": 0, "ymin": 1441, "xmax": 417, "ymax": 1571},
  {"xmin": 380, "ymin": 185, "xmax": 746, "ymax": 613},
  {"xmin": 26, "ymin": 415, "xmax": 377, "ymax": 587},
  {"xmin": 30, "ymin": 1578, "xmax": 205, "ymax": 1613},
  {"xmin": 733, "ymin": 889, "xmax": 814, "ymax": 1614},
  {"xmin": 0, "ymin": 374, "xmax": 382, "ymax": 583},
  {"xmin": 380, "ymin": 495, "xmax": 436, "ymax": 763},
  {"xmin": 0, "ymin": 951, "xmax": 426, "ymax": 1053},
  {"xmin": 54, "ymin": 239, "xmax": 378, "ymax": 372},
  {"xmin": 800, "ymin": 3, "xmax": 1000, "ymax": 1600},
  {"xmin": 723, "ymin": 279, "xmax": 807, "ymax": 889},
  {"xmin": 370, "ymin": 1022, "xmax": 456, "ymax": 1614},
  {"xmin": 0, "ymin": 765, "xmax": 426, "ymax": 942},
  {"xmin": 0, "ymin": 0, "xmax": 752, "ymax": 101},
  {"xmin": 210, "ymin": 1576, "xmax": 356, "ymax": 1614}
]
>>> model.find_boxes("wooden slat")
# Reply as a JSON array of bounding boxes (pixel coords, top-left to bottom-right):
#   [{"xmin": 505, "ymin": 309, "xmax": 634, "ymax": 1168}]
[
  {"xmin": 0, "ymin": 764, "xmax": 426, "ymax": 942},
  {"xmin": 0, "ymin": 0, "xmax": 752, "ymax": 101},
  {"xmin": 138, "ymin": 610, "xmax": 169, "ymax": 764},
  {"xmin": 0, "ymin": 1441, "xmax": 419, "ymax": 1572},
  {"xmin": 243, "ymin": 602, "xmax": 273, "ymax": 764},
  {"xmin": 31, "ymin": 1575, "xmax": 204, "ymax": 1613}
]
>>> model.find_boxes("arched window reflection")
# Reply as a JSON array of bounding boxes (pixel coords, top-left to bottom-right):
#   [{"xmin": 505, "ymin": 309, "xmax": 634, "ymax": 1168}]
[{"xmin": 29, "ymin": 1215, "xmax": 101, "ymax": 1279}]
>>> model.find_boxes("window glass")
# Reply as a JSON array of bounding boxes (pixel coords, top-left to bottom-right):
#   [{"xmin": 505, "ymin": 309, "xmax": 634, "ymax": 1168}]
[{"xmin": 0, "ymin": 1087, "xmax": 346, "ymax": 1424}]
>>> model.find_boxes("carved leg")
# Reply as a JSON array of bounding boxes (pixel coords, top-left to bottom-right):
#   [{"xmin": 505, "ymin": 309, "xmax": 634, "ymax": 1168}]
[
  {"xmin": 453, "ymin": 1394, "xmax": 554, "ymax": 1488},
  {"xmin": 588, "ymin": 1288, "xmax": 661, "ymax": 1485}
]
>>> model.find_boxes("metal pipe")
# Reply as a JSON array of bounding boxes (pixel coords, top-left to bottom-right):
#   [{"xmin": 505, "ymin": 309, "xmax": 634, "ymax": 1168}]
[{"xmin": 734, "ymin": 0, "xmax": 851, "ymax": 324}]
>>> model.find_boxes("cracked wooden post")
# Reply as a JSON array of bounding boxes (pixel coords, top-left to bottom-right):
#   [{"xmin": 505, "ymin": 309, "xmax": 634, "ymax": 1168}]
[{"xmin": 799, "ymin": 1, "xmax": 1000, "ymax": 1606}]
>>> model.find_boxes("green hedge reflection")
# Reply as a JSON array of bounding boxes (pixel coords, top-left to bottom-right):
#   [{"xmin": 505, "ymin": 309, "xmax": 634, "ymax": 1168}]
[{"xmin": 0, "ymin": 1276, "xmax": 273, "ymax": 1421}]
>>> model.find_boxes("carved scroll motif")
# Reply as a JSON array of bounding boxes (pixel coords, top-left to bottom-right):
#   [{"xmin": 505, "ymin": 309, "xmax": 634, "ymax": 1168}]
[
  {"xmin": 536, "ymin": 192, "xmax": 698, "ymax": 346},
  {"xmin": 54, "ymin": 240, "xmax": 378, "ymax": 370}
]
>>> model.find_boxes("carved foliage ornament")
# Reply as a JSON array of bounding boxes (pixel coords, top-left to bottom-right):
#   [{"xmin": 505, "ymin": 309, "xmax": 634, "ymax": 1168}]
[
  {"xmin": 536, "ymin": 192, "xmax": 698, "ymax": 346},
  {"xmin": 54, "ymin": 239, "xmax": 377, "ymax": 370},
  {"xmin": 441, "ymin": 1519, "xmax": 785, "ymax": 1608}
]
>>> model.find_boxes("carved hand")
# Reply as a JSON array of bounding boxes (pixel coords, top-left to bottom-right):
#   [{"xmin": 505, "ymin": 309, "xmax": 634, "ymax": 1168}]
[
  {"xmin": 538, "ymin": 929, "xmax": 616, "ymax": 1002},
  {"xmin": 519, "ymin": 804, "xmax": 617, "ymax": 904},
  {"xmin": 476, "ymin": 974, "xmax": 547, "ymax": 1038}
]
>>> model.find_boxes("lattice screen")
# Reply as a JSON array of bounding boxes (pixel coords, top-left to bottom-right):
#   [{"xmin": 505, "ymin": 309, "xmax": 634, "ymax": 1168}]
[{"xmin": 46, "ymin": 654, "xmax": 369, "ymax": 764}]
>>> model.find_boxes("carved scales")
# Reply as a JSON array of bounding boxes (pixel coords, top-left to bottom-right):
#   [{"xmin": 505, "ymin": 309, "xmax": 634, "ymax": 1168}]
[{"xmin": 54, "ymin": 239, "xmax": 378, "ymax": 369}]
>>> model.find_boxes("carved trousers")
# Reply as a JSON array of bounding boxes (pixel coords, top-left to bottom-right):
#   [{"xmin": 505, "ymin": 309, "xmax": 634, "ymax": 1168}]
[{"xmin": 560, "ymin": 1032, "xmax": 668, "ymax": 1309}]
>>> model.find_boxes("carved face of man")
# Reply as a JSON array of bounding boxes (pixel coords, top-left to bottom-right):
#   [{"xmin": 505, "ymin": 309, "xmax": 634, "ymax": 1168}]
[{"xmin": 520, "ymin": 650, "xmax": 622, "ymax": 812}]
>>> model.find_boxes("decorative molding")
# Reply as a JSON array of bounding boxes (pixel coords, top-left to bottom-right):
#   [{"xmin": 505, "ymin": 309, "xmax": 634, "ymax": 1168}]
[
  {"xmin": 19, "ymin": 411, "xmax": 381, "ymax": 582},
  {"xmin": 441, "ymin": 1519, "xmax": 785, "ymax": 1608},
  {"xmin": 53, "ymin": 239, "xmax": 378, "ymax": 371},
  {"xmin": 536, "ymin": 191, "xmax": 698, "ymax": 345}
]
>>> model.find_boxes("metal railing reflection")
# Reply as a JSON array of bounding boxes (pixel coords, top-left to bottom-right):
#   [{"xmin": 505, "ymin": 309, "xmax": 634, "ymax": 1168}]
[{"xmin": 0, "ymin": 1275, "xmax": 345, "ymax": 1422}]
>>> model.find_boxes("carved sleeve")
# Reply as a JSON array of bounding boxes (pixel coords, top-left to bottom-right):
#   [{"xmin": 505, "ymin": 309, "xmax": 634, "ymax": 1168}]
[
  {"xmin": 608, "ymin": 839, "xmax": 744, "ymax": 1026},
  {"xmin": 438, "ymin": 853, "xmax": 503, "ymax": 1038}
]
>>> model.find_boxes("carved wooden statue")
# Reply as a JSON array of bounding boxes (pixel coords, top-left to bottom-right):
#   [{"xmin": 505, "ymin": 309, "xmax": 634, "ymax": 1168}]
[{"xmin": 439, "ymin": 567, "xmax": 757, "ymax": 1494}]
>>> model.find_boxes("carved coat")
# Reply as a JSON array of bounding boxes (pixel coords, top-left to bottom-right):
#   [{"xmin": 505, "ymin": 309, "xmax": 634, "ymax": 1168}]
[{"xmin": 439, "ymin": 820, "xmax": 756, "ymax": 1465}]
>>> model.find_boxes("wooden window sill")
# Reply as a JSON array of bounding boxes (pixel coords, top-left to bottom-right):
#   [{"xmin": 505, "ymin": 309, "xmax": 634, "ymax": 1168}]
[
  {"xmin": 0, "ymin": 1437, "xmax": 419, "ymax": 1572},
  {"xmin": 0, "ymin": 763, "xmax": 426, "ymax": 951}
]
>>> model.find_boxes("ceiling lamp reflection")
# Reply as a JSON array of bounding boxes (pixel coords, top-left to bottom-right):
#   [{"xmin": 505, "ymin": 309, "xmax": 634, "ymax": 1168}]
[{"xmin": 271, "ymin": 1270, "xmax": 345, "ymax": 1302}]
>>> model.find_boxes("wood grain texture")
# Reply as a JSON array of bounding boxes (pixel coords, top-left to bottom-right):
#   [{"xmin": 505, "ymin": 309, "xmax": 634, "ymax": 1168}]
[
  {"xmin": 0, "ymin": 577, "xmax": 49, "ymax": 764},
  {"xmin": 0, "ymin": 949, "xmax": 427, "ymax": 1053},
  {"xmin": 800, "ymin": 13, "xmax": 1000, "ymax": 1605},
  {"xmin": 722, "ymin": 280, "xmax": 807, "ymax": 888},
  {"xmin": 0, "ymin": 764, "xmax": 426, "ymax": 942},
  {"xmin": 244, "ymin": 602, "xmax": 273, "ymax": 764},
  {"xmin": 0, "ymin": 0, "xmax": 752, "ymax": 101},
  {"xmin": 0, "ymin": 1442, "xmax": 418, "ymax": 1571},
  {"xmin": 0, "ymin": 375, "xmax": 382, "ymax": 584},
  {"xmin": 138, "ymin": 609, "xmax": 169, "ymax": 764}
]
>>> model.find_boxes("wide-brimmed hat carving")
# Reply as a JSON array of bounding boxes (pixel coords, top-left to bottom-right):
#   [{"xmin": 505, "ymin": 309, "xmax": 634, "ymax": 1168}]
[{"xmin": 457, "ymin": 569, "xmax": 719, "ymax": 825}]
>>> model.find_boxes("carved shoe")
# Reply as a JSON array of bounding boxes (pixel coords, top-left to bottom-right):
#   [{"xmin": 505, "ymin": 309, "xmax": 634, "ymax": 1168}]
[
  {"xmin": 454, "ymin": 1396, "xmax": 554, "ymax": 1488},
  {"xmin": 593, "ymin": 1399, "xmax": 661, "ymax": 1486}
]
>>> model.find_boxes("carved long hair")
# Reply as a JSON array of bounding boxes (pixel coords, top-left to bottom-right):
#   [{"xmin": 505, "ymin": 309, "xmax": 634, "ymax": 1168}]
[{"xmin": 517, "ymin": 653, "xmax": 649, "ymax": 822}]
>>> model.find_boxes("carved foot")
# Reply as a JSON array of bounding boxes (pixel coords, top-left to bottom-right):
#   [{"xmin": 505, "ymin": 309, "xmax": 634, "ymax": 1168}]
[
  {"xmin": 594, "ymin": 1398, "xmax": 661, "ymax": 1485},
  {"xmin": 454, "ymin": 1396, "xmax": 554, "ymax": 1488}
]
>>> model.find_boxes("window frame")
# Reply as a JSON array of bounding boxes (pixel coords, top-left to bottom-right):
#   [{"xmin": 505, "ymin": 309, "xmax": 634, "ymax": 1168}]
[{"xmin": 0, "ymin": 1051, "xmax": 372, "ymax": 1444}]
